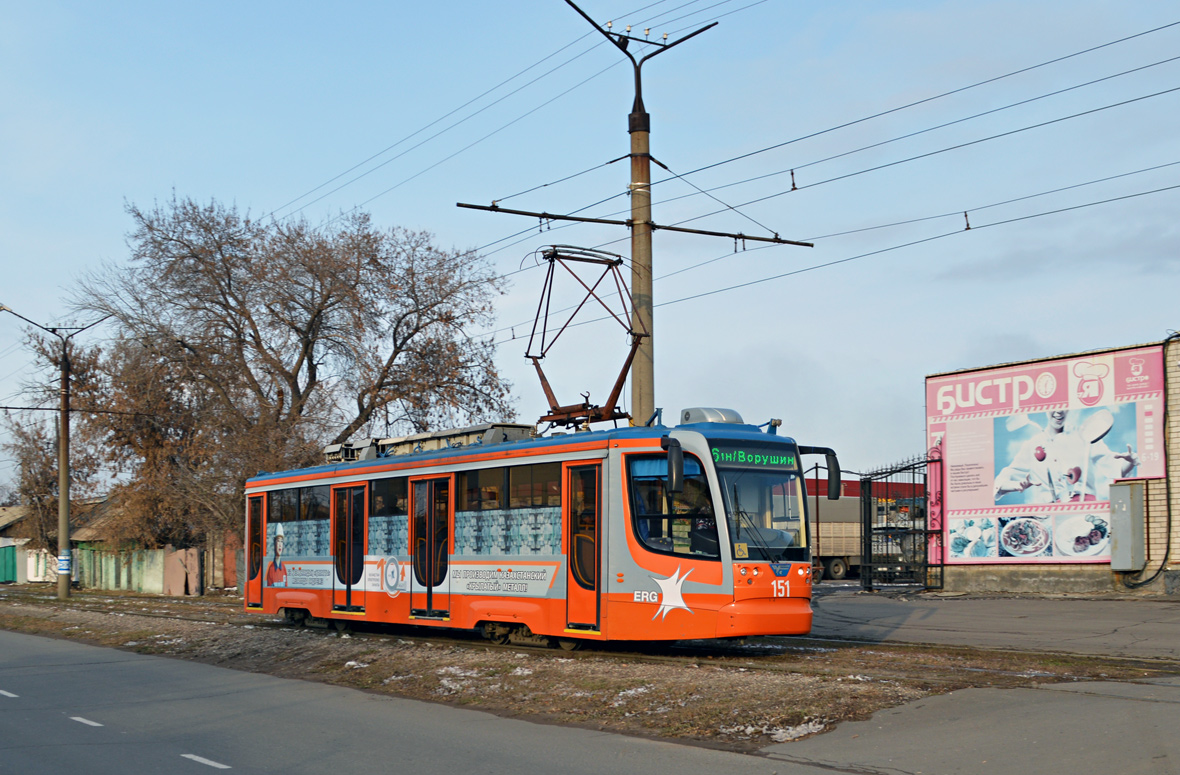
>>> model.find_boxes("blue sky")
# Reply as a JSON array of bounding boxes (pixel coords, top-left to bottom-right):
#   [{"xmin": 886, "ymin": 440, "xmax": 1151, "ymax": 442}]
[{"xmin": 2, "ymin": 1, "xmax": 1178, "ymax": 489}]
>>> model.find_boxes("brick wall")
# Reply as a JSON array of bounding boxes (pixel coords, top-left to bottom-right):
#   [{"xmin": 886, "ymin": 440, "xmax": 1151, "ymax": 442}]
[{"xmin": 1121, "ymin": 335, "xmax": 1178, "ymax": 594}]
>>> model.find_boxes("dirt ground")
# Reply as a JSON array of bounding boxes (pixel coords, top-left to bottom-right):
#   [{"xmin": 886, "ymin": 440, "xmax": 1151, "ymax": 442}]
[{"xmin": 0, "ymin": 584, "xmax": 1171, "ymax": 752}]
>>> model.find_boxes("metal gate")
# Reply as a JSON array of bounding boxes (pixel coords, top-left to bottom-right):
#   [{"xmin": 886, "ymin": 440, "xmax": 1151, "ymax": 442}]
[{"xmin": 860, "ymin": 455, "xmax": 943, "ymax": 590}]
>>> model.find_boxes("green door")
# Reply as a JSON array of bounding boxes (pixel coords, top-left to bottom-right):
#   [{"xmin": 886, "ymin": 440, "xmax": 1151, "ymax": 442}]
[{"xmin": 0, "ymin": 546, "xmax": 16, "ymax": 583}]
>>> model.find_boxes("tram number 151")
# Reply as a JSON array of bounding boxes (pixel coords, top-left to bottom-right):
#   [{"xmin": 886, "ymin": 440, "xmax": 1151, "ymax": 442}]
[{"xmin": 771, "ymin": 579, "xmax": 790, "ymax": 597}]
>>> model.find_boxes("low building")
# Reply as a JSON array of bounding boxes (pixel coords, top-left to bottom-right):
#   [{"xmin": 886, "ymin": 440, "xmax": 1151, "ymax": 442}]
[{"xmin": 926, "ymin": 335, "xmax": 1179, "ymax": 595}]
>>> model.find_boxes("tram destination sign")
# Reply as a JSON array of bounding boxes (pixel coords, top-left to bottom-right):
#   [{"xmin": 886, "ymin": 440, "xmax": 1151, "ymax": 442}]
[{"xmin": 709, "ymin": 441, "xmax": 797, "ymax": 469}]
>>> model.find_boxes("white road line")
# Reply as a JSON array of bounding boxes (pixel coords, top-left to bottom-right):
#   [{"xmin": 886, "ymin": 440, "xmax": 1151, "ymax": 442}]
[
  {"xmin": 181, "ymin": 754, "xmax": 231, "ymax": 769},
  {"xmin": 0, "ymin": 690, "xmax": 17, "ymax": 698},
  {"xmin": 70, "ymin": 716, "xmax": 103, "ymax": 727}
]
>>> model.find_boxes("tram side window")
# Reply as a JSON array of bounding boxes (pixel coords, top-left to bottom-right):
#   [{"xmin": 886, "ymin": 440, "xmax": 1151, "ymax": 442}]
[
  {"xmin": 369, "ymin": 478, "xmax": 408, "ymax": 557},
  {"xmin": 509, "ymin": 462, "xmax": 560, "ymax": 509},
  {"xmin": 628, "ymin": 455, "xmax": 719, "ymax": 560},
  {"xmin": 458, "ymin": 467, "xmax": 505, "ymax": 511},
  {"xmin": 267, "ymin": 486, "xmax": 330, "ymax": 523},
  {"xmin": 371, "ymin": 478, "xmax": 408, "ymax": 517},
  {"xmin": 268, "ymin": 489, "xmax": 299, "ymax": 523},
  {"xmin": 300, "ymin": 485, "xmax": 330, "ymax": 521}
]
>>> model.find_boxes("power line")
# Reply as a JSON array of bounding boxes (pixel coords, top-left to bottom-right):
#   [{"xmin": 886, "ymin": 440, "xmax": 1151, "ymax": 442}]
[
  {"xmin": 491, "ymin": 155, "xmax": 629, "ymax": 207},
  {"xmin": 279, "ymin": 39, "xmax": 614, "ymax": 221},
  {"xmin": 650, "ymin": 156, "xmax": 777, "ymax": 237},
  {"xmin": 531, "ymin": 64, "xmax": 1180, "ymax": 248},
  {"xmin": 799, "ymin": 159, "xmax": 1180, "ymax": 243},
  {"xmin": 444, "ymin": 128, "xmax": 1180, "ymax": 337},
  {"xmin": 0, "ymin": 406, "xmax": 161, "ymax": 417},
  {"xmin": 479, "ymin": 181, "xmax": 1180, "ymax": 342},
  {"xmin": 334, "ymin": 2, "xmax": 776, "ymax": 225},
  {"xmin": 473, "ymin": 158, "xmax": 1180, "ymax": 339},
  {"xmin": 315, "ymin": 60, "xmax": 624, "ymax": 228},
  {"xmin": 639, "ymin": 84, "xmax": 1180, "ymax": 240},
  {"xmin": 657, "ymin": 183, "xmax": 1180, "ymax": 308},
  {"xmin": 652, "ymin": 53, "xmax": 1180, "ymax": 206},
  {"xmin": 272, "ymin": 0, "xmax": 725, "ymax": 221},
  {"xmin": 469, "ymin": 21, "xmax": 1180, "ymax": 261},
  {"xmin": 654, "ymin": 19, "xmax": 1180, "ymax": 183},
  {"xmin": 481, "ymin": 3, "xmax": 772, "ymax": 210}
]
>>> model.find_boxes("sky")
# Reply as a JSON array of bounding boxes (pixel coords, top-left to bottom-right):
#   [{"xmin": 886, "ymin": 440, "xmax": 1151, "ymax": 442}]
[{"xmin": 1, "ymin": 0, "xmax": 1178, "ymax": 489}]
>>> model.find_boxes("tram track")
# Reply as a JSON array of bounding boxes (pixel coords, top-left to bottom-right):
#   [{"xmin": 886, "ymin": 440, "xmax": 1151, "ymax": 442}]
[
  {"xmin": 21, "ymin": 591, "xmax": 1176, "ymax": 687},
  {"xmin": 8, "ymin": 585, "xmax": 1180, "ymax": 679},
  {"xmin": 4, "ymin": 584, "xmax": 1178, "ymax": 752}
]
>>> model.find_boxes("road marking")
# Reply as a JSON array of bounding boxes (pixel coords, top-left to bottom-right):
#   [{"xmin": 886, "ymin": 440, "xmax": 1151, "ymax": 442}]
[
  {"xmin": 181, "ymin": 754, "xmax": 231, "ymax": 769},
  {"xmin": 0, "ymin": 690, "xmax": 17, "ymax": 698},
  {"xmin": 70, "ymin": 716, "xmax": 103, "ymax": 727}
]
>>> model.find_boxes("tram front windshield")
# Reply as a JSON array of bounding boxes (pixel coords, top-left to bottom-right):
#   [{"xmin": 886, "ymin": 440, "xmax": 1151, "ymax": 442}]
[{"xmin": 710, "ymin": 439, "xmax": 808, "ymax": 563}]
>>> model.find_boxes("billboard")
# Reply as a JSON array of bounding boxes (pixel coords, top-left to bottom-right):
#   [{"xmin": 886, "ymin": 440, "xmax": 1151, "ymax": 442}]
[{"xmin": 926, "ymin": 346, "xmax": 1165, "ymax": 564}]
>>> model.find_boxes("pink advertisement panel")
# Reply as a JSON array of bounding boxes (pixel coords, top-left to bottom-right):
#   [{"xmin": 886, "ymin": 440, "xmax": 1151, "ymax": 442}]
[{"xmin": 926, "ymin": 346, "xmax": 1165, "ymax": 565}]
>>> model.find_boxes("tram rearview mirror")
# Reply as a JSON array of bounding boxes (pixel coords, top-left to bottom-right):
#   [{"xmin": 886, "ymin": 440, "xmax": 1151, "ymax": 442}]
[
  {"xmin": 800, "ymin": 445, "xmax": 841, "ymax": 500},
  {"xmin": 825, "ymin": 452, "xmax": 841, "ymax": 500},
  {"xmin": 661, "ymin": 436, "xmax": 684, "ymax": 493}
]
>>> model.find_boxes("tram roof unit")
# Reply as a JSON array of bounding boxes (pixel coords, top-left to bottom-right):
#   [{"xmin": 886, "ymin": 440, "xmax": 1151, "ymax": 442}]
[{"xmin": 246, "ymin": 408, "xmax": 799, "ymax": 489}]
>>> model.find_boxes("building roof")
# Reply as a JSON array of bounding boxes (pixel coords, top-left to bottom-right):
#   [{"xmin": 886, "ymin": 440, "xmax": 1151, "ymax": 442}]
[
  {"xmin": 0, "ymin": 498, "xmax": 109, "ymax": 541},
  {"xmin": 0, "ymin": 505, "xmax": 30, "ymax": 533}
]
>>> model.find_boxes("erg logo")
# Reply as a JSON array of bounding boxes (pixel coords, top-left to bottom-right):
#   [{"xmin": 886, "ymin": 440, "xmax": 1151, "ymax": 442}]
[{"xmin": 633, "ymin": 590, "xmax": 660, "ymax": 603}]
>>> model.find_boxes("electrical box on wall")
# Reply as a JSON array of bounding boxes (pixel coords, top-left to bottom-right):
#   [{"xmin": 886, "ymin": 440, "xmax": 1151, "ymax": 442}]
[{"xmin": 1109, "ymin": 481, "xmax": 1146, "ymax": 572}]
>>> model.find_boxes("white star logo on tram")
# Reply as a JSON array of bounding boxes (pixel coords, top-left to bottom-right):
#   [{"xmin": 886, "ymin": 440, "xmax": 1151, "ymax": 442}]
[{"xmin": 651, "ymin": 566, "xmax": 693, "ymax": 620}]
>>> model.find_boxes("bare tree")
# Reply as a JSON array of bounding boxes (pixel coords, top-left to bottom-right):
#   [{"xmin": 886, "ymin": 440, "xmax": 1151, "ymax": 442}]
[
  {"xmin": 0, "ymin": 336, "xmax": 105, "ymax": 550},
  {"xmin": 71, "ymin": 196, "xmax": 514, "ymax": 542}
]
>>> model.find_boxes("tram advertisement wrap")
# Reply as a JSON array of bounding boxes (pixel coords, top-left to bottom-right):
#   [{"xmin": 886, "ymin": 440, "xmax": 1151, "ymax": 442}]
[
  {"xmin": 449, "ymin": 562, "xmax": 559, "ymax": 596},
  {"xmin": 926, "ymin": 346, "xmax": 1165, "ymax": 564}
]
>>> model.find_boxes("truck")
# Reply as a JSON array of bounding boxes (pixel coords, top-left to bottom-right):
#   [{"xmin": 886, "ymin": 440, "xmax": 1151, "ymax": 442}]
[
  {"xmin": 806, "ymin": 478, "xmax": 927, "ymax": 580},
  {"xmin": 806, "ymin": 479, "xmax": 862, "ymax": 580}
]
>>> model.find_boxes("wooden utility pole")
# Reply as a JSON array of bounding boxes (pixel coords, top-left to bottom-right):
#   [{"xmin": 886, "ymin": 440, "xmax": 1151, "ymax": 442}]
[{"xmin": 0, "ymin": 305, "xmax": 107, "ymax": 599}]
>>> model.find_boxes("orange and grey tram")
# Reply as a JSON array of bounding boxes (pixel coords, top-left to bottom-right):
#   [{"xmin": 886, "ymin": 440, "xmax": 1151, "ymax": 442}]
[{"xmin": 243, "ymin": 407, "xmax": 841, "ymax": 646}]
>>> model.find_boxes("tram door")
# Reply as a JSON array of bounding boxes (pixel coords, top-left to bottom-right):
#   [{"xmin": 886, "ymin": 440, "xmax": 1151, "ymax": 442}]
[
  {"xmin": 565, "ymin": 463, "xmax": 601, "ymax": 630},
  {"xmin": 331, "ymin": 484, "xmax": 367, "ymax": 612},
  {"xmin": 410, "ymin": 476, "xmax": 452, "ymax": 617},
  {"xmin": 245, "ymin": 495, "xmax": 265, "ymax": 608}
]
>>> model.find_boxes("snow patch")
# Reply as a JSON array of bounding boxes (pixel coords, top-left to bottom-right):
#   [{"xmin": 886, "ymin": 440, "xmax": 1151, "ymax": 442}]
[{"xmin": 720, "ymin": 721, "xmax": 826, "ymax": 741}]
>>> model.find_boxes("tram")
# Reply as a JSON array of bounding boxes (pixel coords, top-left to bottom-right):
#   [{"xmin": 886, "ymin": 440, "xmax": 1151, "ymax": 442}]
[{"xmin": 243, "ymin": 407, "xmax": 841, "ymax": 646}]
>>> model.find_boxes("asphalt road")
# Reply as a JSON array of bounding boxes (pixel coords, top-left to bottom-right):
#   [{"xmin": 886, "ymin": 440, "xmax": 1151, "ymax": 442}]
[
  {"xmin": 810, "ymin": 583, "xmax": 1180, "ymax": 660},
  {"xmin": 0, "ymin": 629, "xmax": 796, "ymax": 775},
  {"xmin": 4, "ymin": 588, "xmax": 1179, "ymax": 775}
]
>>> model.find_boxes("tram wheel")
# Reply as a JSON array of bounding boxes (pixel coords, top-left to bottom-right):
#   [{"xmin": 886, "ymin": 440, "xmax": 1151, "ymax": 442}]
[
  {"xmin": 282, "ymin": 608, "xmax": 307, "ymax": 627},
  {"xmin": 332, "ymin": 619, "xmax": 349, "ymax": 633},
  {"xmin": 555, "ymin": 638, "xmax": 582, "ymax": 652},
  {"xmin": 483, "ymin": 623, "xmax": 513, "ymax": 645}
]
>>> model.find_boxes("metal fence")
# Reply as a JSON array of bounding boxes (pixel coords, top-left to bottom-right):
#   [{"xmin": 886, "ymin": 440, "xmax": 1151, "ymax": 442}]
[{"xmin": 860, "ymin": 455, "xmax": 944, "ymax": 590}]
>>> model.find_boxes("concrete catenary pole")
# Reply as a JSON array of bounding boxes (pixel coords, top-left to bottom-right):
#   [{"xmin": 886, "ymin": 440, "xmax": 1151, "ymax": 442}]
[
  {"xmin": 628, "ymin": 81, "xmax": 654, "ymax": 424},
  {"xmin": 564, "ymin": 2, "xmax": 715, "ymax": 424}
]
